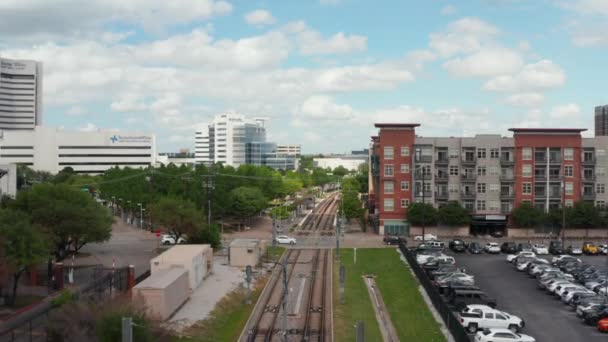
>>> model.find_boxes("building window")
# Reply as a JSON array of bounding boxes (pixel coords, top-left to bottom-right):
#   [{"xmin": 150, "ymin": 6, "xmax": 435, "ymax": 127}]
[
  {"xmin": 522, "ymin": 147, "xmax": 532, "ymax": 161},
  {"xmin": 490, "ymin": 148, "xmax": 499, "ymax": 159},
  {"xmin": 489, "ymin": 201, "xmax": 500, "ymax": 211},
  {"xmin": 597, "ymin": 149, "xmax": 606, "ymax": 157},
  {"xmin": 384, "ymin": 164, "xmax": 394, "ymax": 177},
  {"xmin": 565, "ymin": 199, "xmax": 573, "ymax": 208},
  {"xmin": 597, "ymin": 167, "xmax": 605, "ymax": 176},
  {"xmin": 477, "ymin": 148, "xmax": 486, "ymax": 159},
  {"xmin": 400, "ymin": 164, "xmax": 409, "ymax": 173},
  {"xmin": 489, "ymin": 184, "xmax": 499, "ymax": 192},
  {"xmin": 564, "ymin": 165, "xmax": 573, "ymax": 177},
  {"xmin": 477, "ymin": 167, "xmax": 486, "ymax": 176},
  {"xmin": 384, "ymin": 199, "xmax": 394, "ymax": 211},
  {"xmin": 477, "ymin": 183, "xmax": 486, "ymax": 193},
  {"xmin": 565, "ymin": 182, "xmax": 573, "ymax": 195},
  {"xmin": 448, "ymin": 183, "xmax": 459, "ymax": 193},
  {"xmin": 477, "ymin": 200, "xmax": 486, "ymax": 211},
  {"xmin": 384, "ymin": 181, "xmax": 394, "ymax": 194},
  {"xmin": 489, "ymin": 166, "xmax": 499, "ymax": 176},
  {"xmin": 401, "ymin": 181, "xmax": 410, "ymax": 191},
  {"xmin": 384, "ymin": 147, "xmax": 394, "ymax": 160},
  {"xmin": 522, "ymin": 164, "xmax": 532, "ymax": 177},
  {"xmin": 523, "ymin": 183, "xmax": 532, "ymax": 194},
  {"xmin": 401, "ymin": 147, "xmax": 409, "ymax": 157},
  {"xmin": 597, "ymin": 184, "xmax": 605, "ymax": 194},
  {"xmin": 449, "ymin": 148, "xmax": 459, "ymax": 158},
  {"xmin": 401, "ymin": 199, "xmax": 410, "ymax": 208},
  {"xmin": 597, "ymin": 201, "xmax": 606, "ymax": 209},
  {"xmin": 564, "ymin": 147, "xmax": 573, "ymax": 160},
  {"xmin": 449, "ymin": 165, "xmax": 459, "ymax": 176}
]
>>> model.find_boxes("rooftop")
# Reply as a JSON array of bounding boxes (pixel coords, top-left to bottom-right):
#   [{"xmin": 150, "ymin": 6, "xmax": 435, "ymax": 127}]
[
  {"xmin": 230, "ymin": 238, "xmax": 261, "ymax": 248},
  {"xmin": 509, "ymin": 128, "xmax": 587, "ymax": 133},
  {"xmin": 374, "ymin": 123, "xmax": 420, "ymax": 128},
  {"xmin": 134, "ymin": 267, "xmax": 187, "ymax": 289}
]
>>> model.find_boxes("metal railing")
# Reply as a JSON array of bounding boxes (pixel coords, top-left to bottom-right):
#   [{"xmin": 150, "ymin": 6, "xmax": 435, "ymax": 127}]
[{"xmin": 399, "ymin": 243, "xmax": 471, "ymax": 342}]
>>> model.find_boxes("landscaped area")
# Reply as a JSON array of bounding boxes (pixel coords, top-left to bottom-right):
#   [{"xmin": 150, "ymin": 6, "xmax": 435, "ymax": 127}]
[{"xmin": 333, "ymin": 248, "xmax": 445, "ymax": 342}]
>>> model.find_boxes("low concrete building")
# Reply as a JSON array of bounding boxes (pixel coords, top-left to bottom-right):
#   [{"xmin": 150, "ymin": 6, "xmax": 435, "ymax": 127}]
[
  {"xmin": 229, "ymin": 239, "xmax": 267, "ymax": 267},
  {"xmin": 151, "ymin": 245, "xmax": 213, "ymax": 291},
  {"xmin": 132, "ymin": 268, "xmax": 189, "ymax": 320}
]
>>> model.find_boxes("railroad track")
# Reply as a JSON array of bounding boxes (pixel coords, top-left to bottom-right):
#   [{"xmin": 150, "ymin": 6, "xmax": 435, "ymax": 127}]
[
  {"xmin": 298, "ymin": 193, "xmax": 339, "ymax": 236},
  {"xmin": 242, "ymin": 249, "xmax": 332, "ymax": 342}
]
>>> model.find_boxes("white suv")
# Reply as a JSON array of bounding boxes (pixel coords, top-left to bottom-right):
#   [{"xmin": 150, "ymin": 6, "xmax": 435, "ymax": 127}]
[{"xmin": 161, "ymin": 234, "xmax": 187, "ymax": 245}]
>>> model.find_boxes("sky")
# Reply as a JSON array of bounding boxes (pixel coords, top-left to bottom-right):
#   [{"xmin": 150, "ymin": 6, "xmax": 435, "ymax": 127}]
[{"xmin": 1, "ymin": 0, "xmax": 607, "ymax": 154}]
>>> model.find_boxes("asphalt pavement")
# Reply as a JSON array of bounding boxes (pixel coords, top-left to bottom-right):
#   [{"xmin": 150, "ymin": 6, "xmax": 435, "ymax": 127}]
[{"xmin": 448, "ymin": 251, "xmax": 608, "ymax": 342}]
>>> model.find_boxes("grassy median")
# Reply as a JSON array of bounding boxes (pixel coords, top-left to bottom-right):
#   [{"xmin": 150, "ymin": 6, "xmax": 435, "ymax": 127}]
[{"xmin": 333, "ymin": 248, "xmax": 445, "ymax": 342}]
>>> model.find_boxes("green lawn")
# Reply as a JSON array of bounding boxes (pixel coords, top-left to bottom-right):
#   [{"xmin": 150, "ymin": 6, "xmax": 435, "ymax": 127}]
[{"xmin": 333, "ymin": 248, "xmax": 445, "ymax": 342}]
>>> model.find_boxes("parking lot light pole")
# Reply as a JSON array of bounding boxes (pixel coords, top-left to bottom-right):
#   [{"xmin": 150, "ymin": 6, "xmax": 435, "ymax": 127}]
[{"xmin": 561, "ymin": 180, "xmax": 566, "ymax": 246}]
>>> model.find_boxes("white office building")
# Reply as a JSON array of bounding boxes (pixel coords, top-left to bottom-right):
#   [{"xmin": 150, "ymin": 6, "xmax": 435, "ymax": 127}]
[
  {"xmin": 276, "ymin": 144, "xmax": 301, "ymax": 157},
  {"xmin": 0, "ymin": 126, "xmax": 156, "ymax": 174},
  {"xmin": 313, "ymin": 155, "xmax": 367, "ymax": 171},
  {"xmin": 0, "ymin": 57, "xmax": 43, "ymax": 130}
]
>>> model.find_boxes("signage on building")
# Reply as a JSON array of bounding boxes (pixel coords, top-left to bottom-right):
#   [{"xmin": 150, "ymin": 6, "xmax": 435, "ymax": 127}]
[
  {"xmin": 0, "ymin": 59, "xmax": 34, "ymax": 73},
  {"xmin": 108, "ymin": 135, "xmax": 152, "ymax": 144},
  {"xmin": 485, "ymin": 215, "xmax": 506, "ymax": 221}
]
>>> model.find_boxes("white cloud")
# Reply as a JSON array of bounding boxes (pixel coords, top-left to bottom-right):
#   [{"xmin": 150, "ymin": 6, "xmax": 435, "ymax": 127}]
[
  {"xmin": 111, "ymin": 93, "xmax": 147, "ymax": 112},
  {"xmin": 550, "ymin": 103, "xmax": 581, "ymax": 119},
  {"xmin": 245, "ymin": 9, "xmax": 276, "ymax": 26},
  {"xmin": 287, "ymin": 22, "xmax": 367, "ymax": 55},
  {"xmin": 303, "ymin": 131, "xmax": 322, "ymax": 143},
  {"xmin": 298, "ymin": 95, "xmax": 356, "ymax": 121},
  {"xmin": 406, "ymin": 50, "xmax": 437, "ymax": 71},
  {"xmin": 505, "ymin": 93, "xmax": 545, "ymax": 107},
  {"xmin": 315, "ymin": 64, "xmax": 414, "ymax": 91},
  {"xmin": 483, "ymin": 60, "xmax": 566, "ymax": 92},
  {"xmin": 560, "ymin": 0, "xmax": 608, "ymax": 15},
  {"xmin": 429, "ymin": 17, "xmax": 500, "ymax": 57},
  {"xmin": 441, "ymin": 5, "xmax": 457, "ymax": 16},
  {"xmin": 443, "ymin": 47, "xmax": 523, "ymax": 77}
]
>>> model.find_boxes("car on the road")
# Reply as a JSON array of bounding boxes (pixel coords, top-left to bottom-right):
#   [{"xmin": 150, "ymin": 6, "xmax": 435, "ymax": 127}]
[
  {"xmin": 583, "ymin": 242, "xmax": 600, "ymax": 255},
  {"xmin": 414, "ymin": 233, "xmax": 437, "ymax": 241},
  {"xmin": 484, "ymin": 242, "xmax": 501, "ymax": 254},
  {"xmin": 474, "ymin": 328, "xmax": 535, "ymax": 342},
  {"xmin": 532, "ymin": 244, "xmax": 548, "ymax": 255},
  {"xmin": 549, "ymin": 240, "xmax": 565, "ymax": 255},
  {"xmin": 517, "ymin": 243, "xmax": 533, "ymax": 253},
  {"xmin": 383, "ymin": 235, "xmax": 405, "ymax": 245},
  {"xmin": 567, "ymin": 245, "xmax": 583, "ymax": 255},
  {"xmin": 506, "ymin": 251, "xmax": 535, "ymax": 263},
  {"xmin": 598, "ymin": 317, "xmax": 608, "ymax": 333},
  {"xmin": 458, "ymin": 305, "xmax": 524, "ymax": 333},
  {"xmin": 468, "ymin": 242, "xmax": 483, "ymax": 254},
  {"xmin": 161, "ymin": 233, "xmax": 187, "ymax": 245},
  {"xmin": 275, "ymin": 235, "xmax": 297, "ymax": 245},
  {"xmin": 449, "ymin": 239, "xmax": 467, "ymax": 253},
  {"xmin": 500, "ymin": 242, "xmax": 517, "ymax": 254}
]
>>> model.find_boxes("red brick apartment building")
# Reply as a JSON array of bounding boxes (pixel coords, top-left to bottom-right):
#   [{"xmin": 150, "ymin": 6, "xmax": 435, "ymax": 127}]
[{"xmin": 369, "ymin": 124, "xmax": 608, "ymax": 236}]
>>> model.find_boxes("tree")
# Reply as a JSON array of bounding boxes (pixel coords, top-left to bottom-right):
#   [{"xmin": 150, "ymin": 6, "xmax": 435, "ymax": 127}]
[
  {"xmin": 332, "ymin": 165, "xmax": 349, "ymax": 177},
  {"xmin": 229, "ymin": 186, "xmax": 267, "ymax": 228},
  {"xmin": 438, "ymin": 201, "xmax": 471, "ymax": 226},
  {"xmin": 13, "ymin": 183, "xmax": 112, "ymax": 259},
  {"xmin": 189, "ymin": 223, "xmax": 222, "ymax": 249},
  {"xmin": 150, "ymin": 197, "xmax": 202, "ymax": 243},
  {"xmin": 0, "ymin": 209, "xmax": 49, "ymax": 306},
  {"xmin": 341, "ymin": 178, "xmax": 363, "ymax": 220},
  {"xmin": 355, "ymin": 162, "xmax": 369, "ymax": 193},
  {"xmin": 406, "ymin": 202, "xmax": 438, "ymax": 226},
  {"xmin": 16, "ymin": 165, "xmax": 53, "ymax": 190},
  {"xmin": 511, "ymin": 202, "xmax": 544, "ymax": 228},
  {"xmin": 568, "ymin": 201, "xmax": 603, "ymax": 228}
]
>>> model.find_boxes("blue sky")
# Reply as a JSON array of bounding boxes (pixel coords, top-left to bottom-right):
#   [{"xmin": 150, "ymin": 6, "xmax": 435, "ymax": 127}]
[{"xmin": 1, "ymin": 0, "xmax": 607, "ymax": 153}]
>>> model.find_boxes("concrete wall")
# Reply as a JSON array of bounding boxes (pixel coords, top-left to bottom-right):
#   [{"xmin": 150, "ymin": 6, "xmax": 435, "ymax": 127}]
[
  {"xmin": 132, "ymin": 268, "xmax": 189, "ymax": 321},
  {"xmin": 230, "ymin": 245, "xmax": 260, "ymax": 267},
  {"xmin": 409, "ymin": 225, "xmax": 470, "ymax": 237}
]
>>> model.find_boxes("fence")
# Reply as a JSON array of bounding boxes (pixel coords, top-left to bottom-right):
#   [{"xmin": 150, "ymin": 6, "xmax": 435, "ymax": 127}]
[
  {"xmin": 399, "ymin": 242, "xmax": 471, "ymax": 342},
  {"xmin": 0, "ymin": 266, "xmax": 133, "ymax": 342}
]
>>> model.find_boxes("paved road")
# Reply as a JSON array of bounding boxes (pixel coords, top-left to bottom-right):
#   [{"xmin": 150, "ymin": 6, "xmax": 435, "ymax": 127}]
[{"xmin": 449, "ymin": 252, "xmax": 608, "ymax": 342}]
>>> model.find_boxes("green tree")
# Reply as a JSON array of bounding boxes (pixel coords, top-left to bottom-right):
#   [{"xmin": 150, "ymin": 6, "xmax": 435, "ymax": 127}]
[
  {"xmin": 298, "ymin": 156, "xmax": 314, "ymax": 171},
  {"xmin": 16, "ymin": 165, "xmax": 53, "ymax": 190},
  {"xmin": 0, "ymin": 209, "xmax": 49, "ymax": 306},
  {"xmin": 568, "ymin": 201, "xmax": 603, "ymax": 228},
  {"xmin": 189, "ymin": 223, "xmax": 222, "ymax": 249},
  {"xmin": 150, "ymin": 197, "xmax": 202, "ymax": 243},
  {"xmin": 332, "ymin": 165, "xmax": 349, "ymax": 177},
  {"xmin": 406, "ymin": 202, "xmax": 438, "ymax": 226},
  {"xmin": 511, "ymin": 202, "xmax": 544, "ymax": 228},
  {"xmin": 341, "ymin": 178, "xmax": 363, "ymax": 220},
  {"xmin": 355, "ymin": 162, "xmax": 369, "ymax": 193},
  {"xmin": 281, "ymin": 178, "xmax": 303, "ymax": 196},
  {"xmin": 437, "ymin": 201, "xmax": 471, "ymax": 226},
  {"xmin": 13, "ymin": 183, "xmax": 112, "ymax": 259},
  {"xmin": 229, "ymin": 186, "xmax": 267, "ymax": 228}
]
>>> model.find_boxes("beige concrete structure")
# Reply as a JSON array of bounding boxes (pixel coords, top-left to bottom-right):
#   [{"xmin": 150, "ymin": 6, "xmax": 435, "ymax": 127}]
[
  {"xmin": 132, "ymin": 268, "xmax": 189, "ymax": 320},
  {"xmin": 151, "ymin": 245, "xmax": 213, "ymax": 291},
  {"xmin": 229, "ymin": 238, "xmax": 267, "ymax": 267}
]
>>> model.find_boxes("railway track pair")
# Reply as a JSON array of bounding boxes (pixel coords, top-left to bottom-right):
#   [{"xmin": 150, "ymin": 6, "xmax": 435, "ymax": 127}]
[{"xmin": 298, "ymin": 193, "xmax": 339, "ymax": 236}]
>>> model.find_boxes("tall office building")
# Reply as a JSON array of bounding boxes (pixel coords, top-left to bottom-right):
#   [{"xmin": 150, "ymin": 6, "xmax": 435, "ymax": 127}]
[
  {"xmin": 595, "ymin": 105, "xmax": 608, "ymax": 136},
  {"xmin": 0, "ymin": 57, "xmax": 43, "ymax": 130}
]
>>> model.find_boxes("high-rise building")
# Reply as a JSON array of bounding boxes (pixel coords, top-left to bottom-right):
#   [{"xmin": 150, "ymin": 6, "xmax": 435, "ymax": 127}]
[
  {"xmin": 0, "ymin": 57, "xmax": 43, "ymax": 130},
  {"xmin": 369, "ymin": 124, "xmax": 608, "ymax": 237},
  {"xmin": 595, "ymin": 105, "xmax": 608, "ymax": 136},
  {"xmin": 195, "ymin": 114, "xmax": 298, "ymax": 170}
]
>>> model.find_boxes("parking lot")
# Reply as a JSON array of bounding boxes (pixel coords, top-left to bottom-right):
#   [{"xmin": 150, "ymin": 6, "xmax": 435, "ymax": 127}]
[{"xmin": 449, "ymin": 251, "xmax": 608, "ymax": 342}]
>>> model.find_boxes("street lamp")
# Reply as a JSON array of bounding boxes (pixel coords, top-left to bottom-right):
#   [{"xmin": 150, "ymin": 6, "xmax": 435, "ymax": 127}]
[{"xmin": 137, "ymin": 203, "xmax": 144, "ymax": 229}]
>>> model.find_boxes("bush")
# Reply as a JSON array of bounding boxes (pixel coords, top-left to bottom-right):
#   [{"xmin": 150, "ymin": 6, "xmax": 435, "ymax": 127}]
[
  {"xmin": 190, "ymin": 223, "xmax": 222, "ymax": 249},
  {"xmin": 51, "ymin": 289, "xmax": 74, "ymax": 307},
  {"xmin": 511, "ymin": 203, "xmax": 544, "ymax": 228},
  {"xmin": 406, "ymin": 202, "xmax": 438, "ymax": 226},
  {"xmin": 97, "ymin": 304, "xmax": 154, "ymax": 342},
  {"xmin": 437, "ymin": 201, "xmax": 470, "ymax": 226}
]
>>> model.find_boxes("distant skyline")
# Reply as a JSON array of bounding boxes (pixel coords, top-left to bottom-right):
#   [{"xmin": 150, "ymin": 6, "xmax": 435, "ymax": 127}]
[{"xmin": 1, "ymin": 0, "xmax": 607, "ymax": 153}]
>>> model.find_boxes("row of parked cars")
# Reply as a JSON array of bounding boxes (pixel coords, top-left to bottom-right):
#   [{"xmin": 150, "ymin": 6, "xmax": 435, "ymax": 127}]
[
  {"xmin": 506, "ymin": 249, "xmax": 608, "ymax": 332},
  {"xmin": 445, "ymin": 238, "xmax": 608, "ymax": 256},
  {"xmin": 413, "ymin": 245, "xmax": 537, "ymax": 341}
]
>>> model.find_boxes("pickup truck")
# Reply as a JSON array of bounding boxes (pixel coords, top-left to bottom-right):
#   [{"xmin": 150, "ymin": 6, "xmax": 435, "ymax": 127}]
[{"xmin": 458, "ymin": 305, "xmax": 525, "ymax": 333}]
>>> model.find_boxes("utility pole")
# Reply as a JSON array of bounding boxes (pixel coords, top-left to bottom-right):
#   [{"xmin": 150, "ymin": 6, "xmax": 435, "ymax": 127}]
[
  {"xmin": 272, "ymin": 214, "xmax": 277, "ymax": 263},
  {"xmin": 281, "ymin": 255, "xmax": 288, "ymax": 342},
  {"xmin": 203, "ymin": 170, "xmax": 215, "ymax": 227},
  {"xmin": 421, "ymin": 165, "xmax": 426, "ymax": 244},
  {"xmin": 561, "ymin": 179, "xmax": 566, "ymax": 246},
  {"xmin": 121, "ymin": 317, "xmax": 133, "ymax": 342}
]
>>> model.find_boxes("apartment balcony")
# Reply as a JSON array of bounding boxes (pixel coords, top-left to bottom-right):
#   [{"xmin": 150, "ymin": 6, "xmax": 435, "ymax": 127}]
[
  {"xmin": 500, "ymin": 191, "xmax": 515, "ymax": 199},
  {"xmin": 549, "ymin": 157, "xmax": 562, "ymax": 164},
  {"xmin": 582, "ymin": 175, "xmax": 596, "ymax": 182},
  {"xmin": 583, "ymin": 157, "xmax": 596, "ymax": 165},
  {"xmin": 414, "ymin": 190, "xmax": 433, "ymax": 198},
  {"xmin": 435, "ymin": 173, "xmax": 449, "ymax": 182},
  {"xmin": 462, "ymin": 157, "xmax": 476, "ymax": 165},
  {"xmin": 461, "ymin": 174, "xmax": 476, "ymax": 182},
  {"xmin": 435, "ymin": 191, "xmax": 448, "ymax": 200},
  {"xmin": 534, "ymin": 174, "xmax": 547, "ymax": 182},
  {"xmin": 435, "ymin": 157, "xmax": 449, "ymax": 165},
  {"xmin": 583, "ymin": 191, "xmax": 595, "ymax": 200},
  {"xmin": 461, "ymin": 191, "xmax": 476, "ymax": 199},
  {"xmin": 500, "ymin": 157, "xmax": 515, "ymax": 165},
  {"xmin": 415, "ymin": 155, "xmax": 433, "ymax": 163},
  {"xmin": 500, "ymin": 174, "xmax": 515, "ymax": 182},
  {"xmin": 549, "ymin": 191, "xmax": 562, "ymax": 199},
  {"xmin": 534, "ymin": 191, "xmax": 546, "ymax": 197},
  {"xmin": 414, "ymin": 172, "xmax": 432, "ymax": 180},
  {"xmin": 535, "ymin": 156, "xmax": 547, "ymax": 164},
  {"xmin": 548, "ymin": 175, "xmax": 563, "ymax": 182}
]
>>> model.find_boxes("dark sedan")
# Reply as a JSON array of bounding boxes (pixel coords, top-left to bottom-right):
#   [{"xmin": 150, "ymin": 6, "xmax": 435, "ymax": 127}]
[
  {"xmin": 468, "ymin": 242, "xmax": 483, "ymax": 254},
  {"xmin": 449, "ymin": 239, "xmax": 466, "ymax": 253},
  {"xmin": 500, "ymin": 241, "xmax": 517, "ymax": 254}
]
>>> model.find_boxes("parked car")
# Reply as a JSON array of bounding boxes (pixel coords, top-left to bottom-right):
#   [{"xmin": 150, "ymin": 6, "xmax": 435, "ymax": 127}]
[
  {"xmin": 485, "ymin": 242, "xmax": 501, "ymax": 254},
  {"xmin": 421, "ymin": 256, "xmax": 456, "ymax": 271},
  {"xmin": 567, "ymin": 245, "xmax": 583, "ymax": 255},
  {"xmin": 584, "ymin": 306, "xmax": 608, "ymax": 325},
  {"xmin": 598, "ymin": 317, "xmax": 608, "ymax": 333},
  {"xmin": 446, "ymin": 289, "xmax": 496, "ymax": 311},
  {"xmin": 469, "ymin": 242, "xmax": 483, "ymax": 254},
  {"xmin": 383, "ymin": 235, "xmax": 405, "ymax": 245},
  {"xmin": 415, "ymin": 251, "xmax": 442, "ymax": 264},
  {"xmin": 490, "ymin": 230, "xmax": 504, "ymax": 238},
  {"xmin": 474, "ymin": 329, "xmax": 535, "ymax": 342},
  {"xmin": 549, "ymin": 240, "xmax": 565, "ymax": 255},
  {"xmin": 563, "ymin": 289, "xmax": 595, "ymax": 305},
  {"xmin": 459, "ymin": 305, "xmax": 524, "ymax": 333},
  {"xmin": 435, "ymin": 272, "xmax": 475, "ymax": 287},
  {"xmin": 428, "ymin": 241, "xmax": 446, "ymax": 249},
  {"xmin": 500, "ymin": 242, "xmax": 517, "ymax": 254},
  {"xmin": 161, "ymin": 233, "xmax": 187, "ymax": 245},
  {"xmin": 414, "ymin": 233, "xmax": 437, "ymax": 241},
  {"xmin": 517, "ymin": 243, "xmax": 533, "ymax": 253},
  {"xmin": 551, "ymin": 254, "xmax": 580, "ymax": 265},
  {"xmin": 583, "ymin": 242, "xmax": 600, "ymax": 255},
  {"xmin": 532, "ymin": 244, "xmax": 549, "ymax": 255},
  {"xmin": 600, "ymin": 244, "xmax": 608, "ymax": 255},
  {"xmin": 570, "ymin": 292, "xmax": 602, "ymax": 309},
  {"xmin": 507, "ymin": 251, "xmax": 535, "ymax": 263},
  {"xmin": 429, "ymin": 264, "xmax": 459, "ymax": 280},
  {"xmin": 515, "ymin": 256, "xmax": 537, "ymax": 271},
  {"xmin": 449, "ymin": 239, "xmax": 467, "ymax": 253},
  {"xmin": 275, "ymin": 235, "xmax": 296, "ymax": 245}
]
